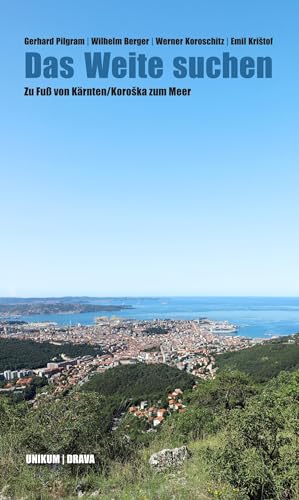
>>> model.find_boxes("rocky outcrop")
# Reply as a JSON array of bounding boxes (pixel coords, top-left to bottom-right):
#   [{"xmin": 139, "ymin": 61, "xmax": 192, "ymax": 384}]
[{"xmin": 149, "ymin": 446, "xmax": 191, "ymax": 471}]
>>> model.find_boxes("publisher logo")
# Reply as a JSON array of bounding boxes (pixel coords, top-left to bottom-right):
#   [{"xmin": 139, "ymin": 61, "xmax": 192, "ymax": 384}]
[{"xmin": 26, "ymin": 454, "xmax": 95, "ymax": 465}]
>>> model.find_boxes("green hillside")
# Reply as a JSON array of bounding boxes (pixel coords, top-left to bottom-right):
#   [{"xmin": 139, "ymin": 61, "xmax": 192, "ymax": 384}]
[
  {"xmin": 84, "ymin": 363, "xmax": 195, "ymax": 403},
  {"xmin": 216, "ymin": 334, "xmax": 299, "ymax": 381},
  {"xmin": 0, "ymin": 349, "xmax": 298, "ymax": 499},
  {"xmin": 0, "ymin": 338, "xmax": 103, "ymax": 371}
]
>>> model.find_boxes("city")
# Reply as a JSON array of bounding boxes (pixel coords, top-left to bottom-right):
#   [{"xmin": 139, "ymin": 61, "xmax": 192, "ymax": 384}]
[{"xmin": 0, "ymin": 317, "xmax": 259, "ymax": 402}]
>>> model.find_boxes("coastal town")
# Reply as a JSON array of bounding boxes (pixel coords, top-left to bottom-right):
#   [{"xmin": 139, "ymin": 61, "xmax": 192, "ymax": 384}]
[{"xmin": 0, "ymin": 317, "xmax": 259, "ymax": 403}]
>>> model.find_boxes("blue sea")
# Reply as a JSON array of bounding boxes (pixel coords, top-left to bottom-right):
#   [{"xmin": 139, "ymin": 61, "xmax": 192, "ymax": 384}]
[{"xmin": 17, "ymin": 297, "xmax": 299, "ymax": 339}]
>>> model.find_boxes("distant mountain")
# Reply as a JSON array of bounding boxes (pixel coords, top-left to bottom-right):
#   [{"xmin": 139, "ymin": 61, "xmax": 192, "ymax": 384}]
[
  {"xmin": 0, "ymin": 296, "xmax": 159, "ymax": 305},
  {"xmin": 0, "ymin": 302, "xmax": 133, "ymax": 316},
  {"xmin": 0, "ymin": 296, "xmax": 128, "ymax": 304}
]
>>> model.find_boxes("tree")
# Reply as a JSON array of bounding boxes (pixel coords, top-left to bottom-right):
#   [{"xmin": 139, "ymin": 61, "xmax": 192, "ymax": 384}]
[
  {"xmin": 20, "ymin": 392, "xmax": 135, "ymax": 473},
  {"xmin": 209, "ymin": 371, "xmax": 299, "ymax": 499}
]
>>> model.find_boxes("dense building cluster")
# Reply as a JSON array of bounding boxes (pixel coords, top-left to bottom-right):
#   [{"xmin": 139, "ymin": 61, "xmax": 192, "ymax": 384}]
[
  {"xmin": 0, "ymin": 318, "xmax": 258, "ymax": 401},
  {"xmin": 127, "ymin": 388, "xmax": 186, "ymax": 429}
]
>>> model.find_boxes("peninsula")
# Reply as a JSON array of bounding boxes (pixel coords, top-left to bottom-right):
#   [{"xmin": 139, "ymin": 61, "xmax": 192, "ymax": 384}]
[{"xmin": 0, "ymin": 302, "xmax": 133, "ymax": 317}]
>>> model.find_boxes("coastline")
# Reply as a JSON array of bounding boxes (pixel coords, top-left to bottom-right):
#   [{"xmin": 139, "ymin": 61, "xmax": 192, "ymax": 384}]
[{"xmin": 1, "ymin": 296, "xmax": 299, "ymax": 339}]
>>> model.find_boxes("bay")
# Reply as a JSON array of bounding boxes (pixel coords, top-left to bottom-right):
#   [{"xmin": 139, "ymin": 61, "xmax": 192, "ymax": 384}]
[{"xmin": 14, "ymin": 296, "xmax": 299, "ymax": 339}]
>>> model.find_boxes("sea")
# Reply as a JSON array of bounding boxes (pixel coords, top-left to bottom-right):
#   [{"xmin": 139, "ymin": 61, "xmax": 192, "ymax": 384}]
[{"xmin": 14, "ymin": 297, "xmax": 299, "ymax": 340}]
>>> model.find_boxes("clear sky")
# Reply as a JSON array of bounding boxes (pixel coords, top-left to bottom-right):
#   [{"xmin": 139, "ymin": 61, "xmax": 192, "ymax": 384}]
[{"xmin": 0, "ymin": 1, "xmax": 298, "ymax": 297}]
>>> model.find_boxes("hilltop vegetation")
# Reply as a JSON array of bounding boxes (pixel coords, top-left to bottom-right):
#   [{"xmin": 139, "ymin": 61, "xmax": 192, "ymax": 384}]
[
  {"xmin": 84, "ymin": 363, "xmax": 195, "ymax": 404},
  {"xmin": 0, "ymin": 342, "xmax": 298, "ymax": 499},
  {"xmin": 0, "ymin": 338, "xmax": 103, "ymax": 371},
  {"xmin": 103, "ymin": 370, "xmax": 299, "ymax": 500},
  {"xmin": 0, "ymin": 366, "xmax": 298, "ymax": 499},
  {"xmin": 216, "ymin": 334, "xmax": 299, "ymax": 381}
]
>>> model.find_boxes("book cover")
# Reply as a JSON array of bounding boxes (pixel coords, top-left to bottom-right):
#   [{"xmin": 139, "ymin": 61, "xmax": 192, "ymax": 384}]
[{"xmin": 0, "ymin": 1, "xmax": 298, "ymax": 499}]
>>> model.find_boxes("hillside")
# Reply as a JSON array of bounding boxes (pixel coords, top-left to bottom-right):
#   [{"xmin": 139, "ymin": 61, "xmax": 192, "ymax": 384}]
[
  {"xmin": 0, "ymin": 352, "xmax": 298, "ymax": 499},
  {"xmin": 83, "ymin": 363, "xmax": 195, "ymax": 403},
  {"xmin": 216, "ymin": 334, "xmax": 299, "ymax": 381},
  {"xmin": 0, "ymin": 366, "xmax": 298, "ymax": 499},
  {"xmin": 0, "ymin": 338, "xmax": 103, "ymax": 371}
]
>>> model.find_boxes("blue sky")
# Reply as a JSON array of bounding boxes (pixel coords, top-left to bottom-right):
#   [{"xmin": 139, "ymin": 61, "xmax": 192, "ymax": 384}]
[{"xmin": 0, "ymin": 1, "xmax": 298, "ymax": 297}]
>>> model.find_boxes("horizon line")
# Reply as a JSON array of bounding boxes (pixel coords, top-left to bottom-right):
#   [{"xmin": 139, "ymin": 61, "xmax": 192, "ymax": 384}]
[{"xmin": 1, "ymin": 295, "xmax": 299, "ymax": 299}]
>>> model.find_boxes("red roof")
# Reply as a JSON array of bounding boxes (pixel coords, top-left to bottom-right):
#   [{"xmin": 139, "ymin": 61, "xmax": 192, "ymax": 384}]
[{"xmin": 16, "ymin": 377, "xmax": 33, "ymax": 386}]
